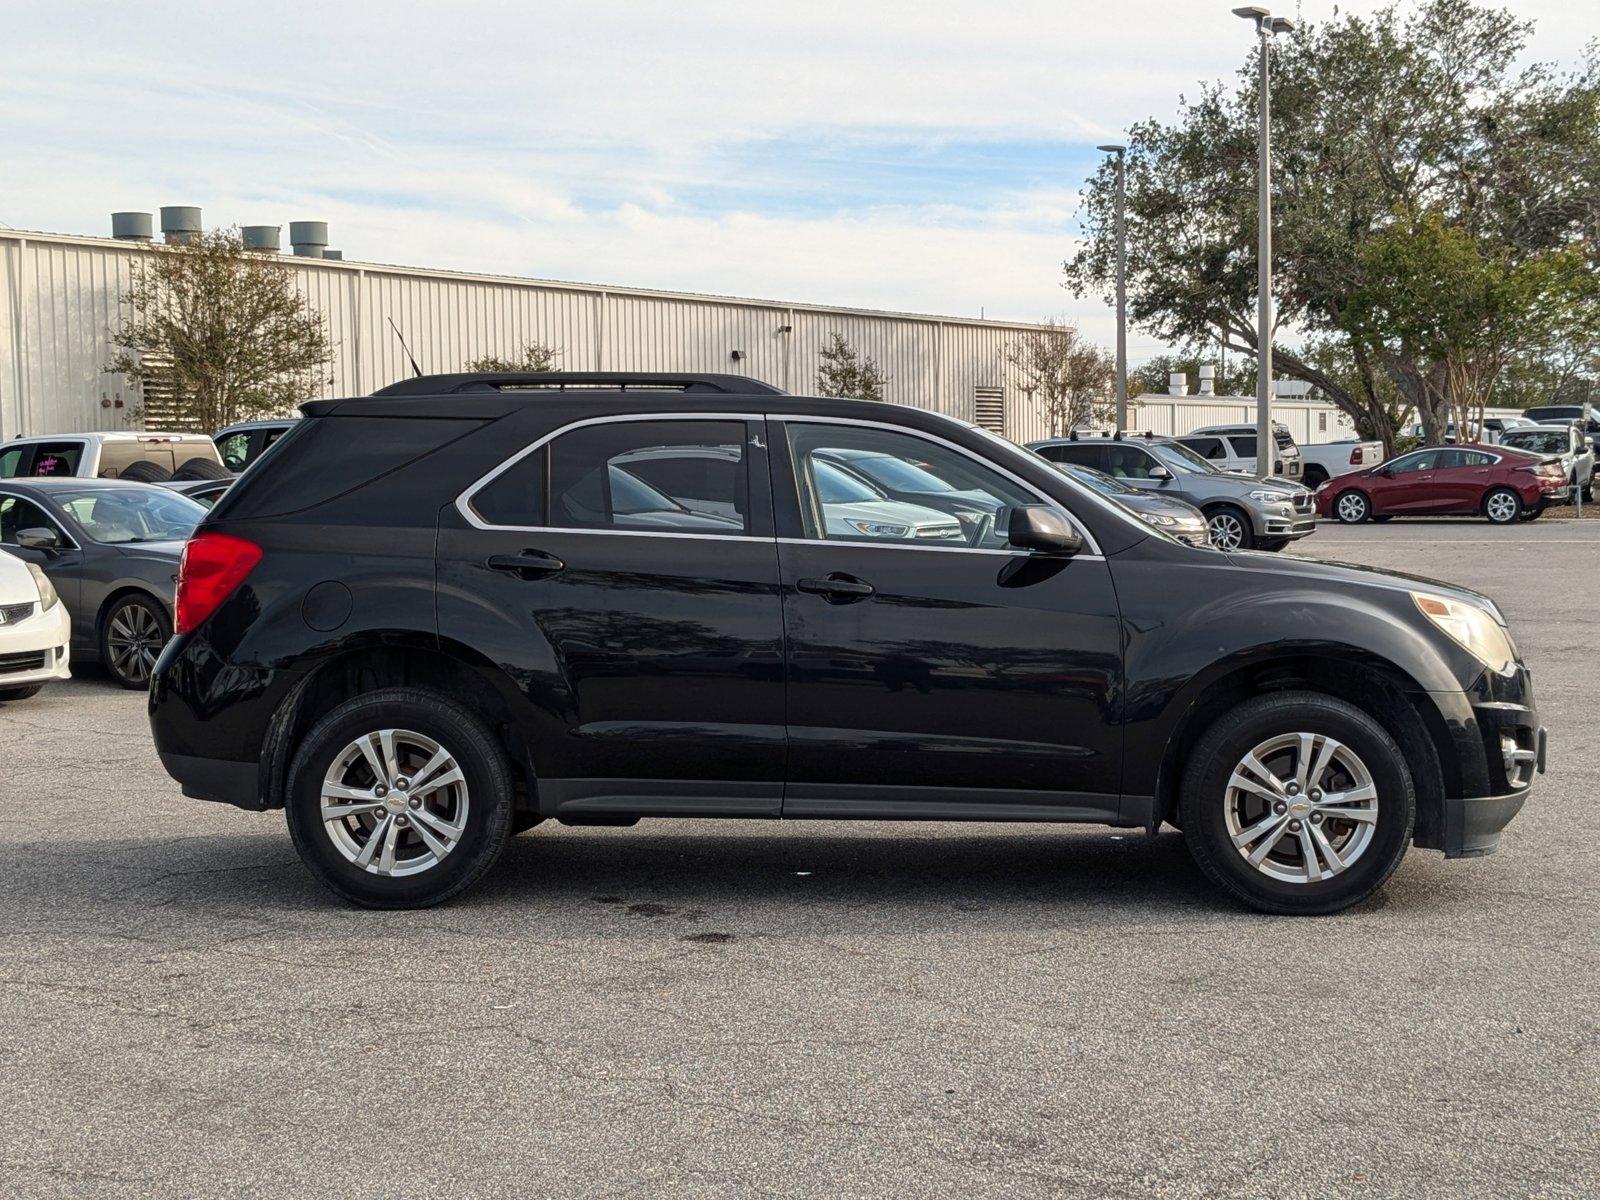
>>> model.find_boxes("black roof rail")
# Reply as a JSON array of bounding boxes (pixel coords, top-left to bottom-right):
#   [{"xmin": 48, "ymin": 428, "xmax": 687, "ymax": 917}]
[{"xmin": 370, "ymin": 371, "xmax": 786, "ymax": 397}]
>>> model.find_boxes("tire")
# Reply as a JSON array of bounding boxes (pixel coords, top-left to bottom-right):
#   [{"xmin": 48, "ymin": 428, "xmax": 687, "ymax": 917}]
[
  {"xmin": 1482, "ymin": 487, "xmax": 1522, "ymax": 525},
  {"xmin": 170, "ymin": 456, "xmax": 231, "ymax": 482},
  {"xmin": 100, "ymin": 593, "xmax": 170, "ymax": 689},
  {"xmin": 1256, "ymin": 537, "xmax": 1290, "ymax": 552},
  {"xmin": 117, "ymin": 460, "xmax": 171, "ymax": 483},
  {"xmin": 1179, "ymin": 691, "xmax": 1416, "ymax": 915},
  {"xmin": 1205, "ymin": 506, "xmax": 1254, "ymax": 551},
  {"xmin": 285, "ymin": 687, "xmax": 514, "ymax": 908},
  {"xmin": 1301, "ymin": 466, "xmax": 1328, "ymax": 491},
  {"xmin": 0, "ymin": 684, "xmax": 44, "ymax": 701},
  {"xmin": 1370, "ymin": 514, "xmax": 1393, "ymax": 523},
  {"xmin": 1332, "ymin": 490, "xmax": 1370, "ymax": 524},
  {"xmin": 1520, "ymin": 506, "xmax": 1544, "ymax": 522}
]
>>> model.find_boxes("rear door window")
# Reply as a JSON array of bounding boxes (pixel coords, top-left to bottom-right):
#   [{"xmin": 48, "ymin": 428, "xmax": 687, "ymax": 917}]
[
  {"xmin": 1180, "ymin": 437, "xmax": 1226, "ymax": 460},
  {"xmin": 1037, "ymin": 443, "xmax": 1107, "ymax": 470},
  {"xmin": 27, "ymin": 441, "xmax": 85, "ymax": 477}
]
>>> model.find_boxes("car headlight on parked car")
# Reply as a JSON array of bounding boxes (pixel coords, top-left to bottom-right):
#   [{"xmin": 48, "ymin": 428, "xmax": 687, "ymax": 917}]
[
  {"xmin": 26, "ymin": 562, "xmax": 60, "ymax": 611},
  {"xmin": 1412, "ymin": 592, "xmax": 1517, "ymax": 675},
  {"xmin": 847, "ymin": 519, "xmax": 912, "ymax": 538},
  {"xmin": 1248, "ymin": 489, "xmax": 1291, "ymax": 505},
  {"xmin": 1139, "ymin": 512, "xmax": 1179, "ymax": 527}
]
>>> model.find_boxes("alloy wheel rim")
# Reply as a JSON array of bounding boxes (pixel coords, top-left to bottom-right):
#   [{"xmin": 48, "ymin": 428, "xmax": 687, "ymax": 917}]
[
  {"xmin": 320, "ymin": 729, "xmax": 470, "ymax": 877},
  {"xmin": 106, "ymin": 604, "xmax": 162, "ymax": 684},
  {"xmin": 1337, "ymin": 494, "xmax": 1366, "ymax": 522},
  {"xmin": 1223, "ymin": 732, "xmax": 1379, "ymax": 884},
  {"xmin": 1486, "ymin": 493, "xmax": 1516, "ymax": 522},
  {"xmin": 1209, "ymin": 513, "xmax": 1244, "ymax": 550}
]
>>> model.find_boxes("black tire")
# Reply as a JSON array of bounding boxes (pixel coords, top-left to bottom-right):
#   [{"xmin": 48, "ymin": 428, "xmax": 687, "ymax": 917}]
[
  {"xmin": 1301, "ymin": 466, "xmax": 1328, "ymax": 491},
  {"xmin": 1256, "ymin": 537, "xmax": 1291, "ymax": 552},
  {"xmin": 117, "ymin": 460, "xmax": 171, "ymax": 483},
  {"xmin": 170, "ymin": 455, "xmax": 231, "ymax": 482},
  {"xmin": 0, "ymin": 684, "xmax": 44, "ymax": 701},
  {"xmin": 1179, "ymin": 691, "xmax": 1415, "ymax": 915},
  {"xmin": 1204, "ymin": 505, "xmax": 1255, "ymax": 551},
  {"xmin": 1482, "ymin": 487, "xmax": 1522, "ymax": 525},
  {"xmin": 1370, "ymin": 514, "xmax": 1393, "ymax": 523},
  {"xmin": 285, "ymin": 687, "xmax": 514, "ymax": 908},
  {"xmin": 1520, "ymin": 505, "xmax": 1544, "ymax": 522},
  {"xmin": 1331, "ymin": 489, "xmax": 1370, "ymax": 524},
  {"xmin": 99, "ymin": 593, "xmax": 170, "ymax": 689}
]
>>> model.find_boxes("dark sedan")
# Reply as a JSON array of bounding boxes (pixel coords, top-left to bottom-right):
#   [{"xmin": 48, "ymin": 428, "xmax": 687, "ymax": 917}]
[{"xmin": 0, "ymin": 478, "xmax": 204, "ymax": 687}]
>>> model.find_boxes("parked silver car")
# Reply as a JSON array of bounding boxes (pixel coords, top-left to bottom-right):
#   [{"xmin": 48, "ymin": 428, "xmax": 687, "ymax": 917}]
[
  {"xmin": 1495, "ymin": 425, "xmax": 1594, "ymax": 501},
  {"xmin": 1054, "ymin": 463, "xmax": 1210, "ymax": 546},
  {"xmin": 1028, "ymin": 434, "xmax": 1316, "ymax": 552}
]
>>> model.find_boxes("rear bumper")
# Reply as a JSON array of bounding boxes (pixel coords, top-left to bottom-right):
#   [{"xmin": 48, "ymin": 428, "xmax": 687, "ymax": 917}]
[{"xmin": 159, "ymin": 752, "xmax": 264, "ymax": 810}]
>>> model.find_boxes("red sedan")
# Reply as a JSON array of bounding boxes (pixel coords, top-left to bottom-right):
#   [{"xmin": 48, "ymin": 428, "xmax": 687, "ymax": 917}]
[{"xmin": 1316, "ymin": 443, "xmax": 1569, "ymax": 525}]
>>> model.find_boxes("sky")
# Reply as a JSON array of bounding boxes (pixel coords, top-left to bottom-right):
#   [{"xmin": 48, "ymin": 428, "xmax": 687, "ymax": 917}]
[{"xmin": 1, "ymin": 1, "xmax": 1591, "ymax": 359}]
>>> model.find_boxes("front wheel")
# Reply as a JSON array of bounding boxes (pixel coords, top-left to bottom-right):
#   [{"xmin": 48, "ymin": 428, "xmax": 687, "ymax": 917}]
[
  {"xmin": 1333, "ymin": 490, "xmax": 1370, "ymax": 524},
  {"xmin": 100, "ymin": 593, "xmax": 170, "ymax": 689},
  {"xmin": 0, "ymin": 684, "xmax": 44, "ymax": 702},
  {"xmin": 1482, "ymin": 487, "xmax": 1522, "ymax": 525},
  {"xmin": 285, "ymin": 687, "xmax": 515, "ymax": 908},
  {"xmin": 1179, "ymin": 691, "xmax": 1415, "ymax": 915},
  {"xmin": 1205, "ymin": 506, "xmax": 1254, "ymax": 551}
]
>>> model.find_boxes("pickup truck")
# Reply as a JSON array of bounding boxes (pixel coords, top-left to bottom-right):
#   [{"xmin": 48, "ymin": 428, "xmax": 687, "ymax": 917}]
[{"xmin": 1296, "ymin": 439, "xmax": 1387, "ymax": 490}]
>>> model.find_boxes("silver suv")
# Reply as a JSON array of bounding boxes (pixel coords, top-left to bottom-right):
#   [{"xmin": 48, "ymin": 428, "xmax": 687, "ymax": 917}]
[{"xmin": 1028, "ymin": 434, "xmax": 1316, "ymax": 551}]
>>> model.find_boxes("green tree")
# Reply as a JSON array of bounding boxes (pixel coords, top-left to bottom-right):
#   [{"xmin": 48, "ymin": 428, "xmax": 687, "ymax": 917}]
[
  {"xmin": 1003, "ymin": 320, "xmax": 1115, "ymax": 436},
  {"xmin": 816, "ymin": 333, "xmax": 888, "ymax": 401},
  {"xmin": 466, "ymin": 342, "xmax": 561, "ymax": 372},
  {"xmin": 1064, "ymin": 0, "xmax": 1600, "ymax": 452},
  {"xmin": 108, "ymin": 228, "xmax": 333, "ymax": 431}
]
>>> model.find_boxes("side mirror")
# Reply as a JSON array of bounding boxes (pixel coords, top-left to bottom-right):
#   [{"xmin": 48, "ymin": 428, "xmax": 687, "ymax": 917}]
[
  {"xmin": 16, "ymin": 526, "xmax": 61, "ymax": 554},
  {"xmin": 1147, "ymin": 466, "xmax": 1173, "ymax": 481},
  {"xmin": 1006, "ymin": 505, "xmax": 1084, "ymax": 555}
]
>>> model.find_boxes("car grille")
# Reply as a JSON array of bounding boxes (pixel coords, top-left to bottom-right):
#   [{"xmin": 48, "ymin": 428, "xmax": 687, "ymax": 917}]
[
  {"xmin": 0, "ymin": 650, "xmax": 47, "ymax": 675},
  {"xmin": 1291, "ymin": 492, "xmax": 1313, "ymax": 514},
  {"xmin": 0, "ymin": 602, "xmax": 34, "ymax": 625}
]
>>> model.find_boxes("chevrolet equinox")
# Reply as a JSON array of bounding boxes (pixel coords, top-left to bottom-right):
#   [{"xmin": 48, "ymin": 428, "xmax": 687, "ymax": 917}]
[{"xmin": 148, "ymin": 372, "xmax": 1544, "ymax": 914}]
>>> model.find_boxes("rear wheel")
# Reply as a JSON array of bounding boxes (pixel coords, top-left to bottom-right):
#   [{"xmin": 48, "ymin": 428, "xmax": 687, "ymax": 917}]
[
  {"xmin": 1205, "ymin": 506, "xmax": 1254, "ymax": 551},
  {"xmin": 285, "ymin": 687, "xmax": 514, "ymax": 908},
  {"xmin": 100, "ymin": 593, "xmax": 169, "ymax": 689},
  {"xmin": 1333, "ymin": 490, "xmax": 1370, "ymax": 524},
  {"xmin": 1483, "ymin": 487, "xmax": 1521, "ymax": 525},
  {"xmin": 1180, "ymin": 691, "xmax": 1415, "ymax": 915}
]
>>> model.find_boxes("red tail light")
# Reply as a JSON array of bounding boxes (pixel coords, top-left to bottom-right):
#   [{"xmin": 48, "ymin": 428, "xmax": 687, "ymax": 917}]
[
  {"xmin": 1349, "ymin": 447, "xmax": 1364, "ymax": 464},
  {"xmin": 176, "ymin": 531, "xmax": 262, "ymax": 635}
]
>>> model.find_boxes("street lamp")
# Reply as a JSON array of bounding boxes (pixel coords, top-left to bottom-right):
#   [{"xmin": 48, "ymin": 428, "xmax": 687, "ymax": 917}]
[
  {"xmin": 1233, "ymin": 6, "xmax": 1294, "ymax": 477},
  {"xmin": 1097, "ymin": 143, "xmax": 1128, "ymax": 431}
]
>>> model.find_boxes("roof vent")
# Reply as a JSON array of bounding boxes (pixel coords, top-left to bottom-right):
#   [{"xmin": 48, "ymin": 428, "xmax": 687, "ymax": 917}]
[
  {"xmin": 1198, "ymin": 364, "xmax": 1216, "ymax": 396},
  {"xmin": 111, "ymin": 212, "xmax": 154, "ymax": 241},
  {"xmin": 1167, "ymin": 371, "xmax": 1189, "ymax": 397},
  {"xmin": 289, "ymin": 221, "xmax": 328, "ymax": 258},
  {"xmin": 242, "ymin": 225, "xmax": 282, "ymax": 253},
  {"xmin": 323, "ymin": 249, "xmax": 343, "ymax": 260},
  {"xmin": 160, "ymin": 206, "xmax": 202, "ymax": 244}
]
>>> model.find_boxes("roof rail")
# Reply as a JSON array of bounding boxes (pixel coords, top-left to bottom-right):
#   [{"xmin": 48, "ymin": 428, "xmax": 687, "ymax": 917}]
[{"xmin": 370, "ymin": 371, "xmax": 786, "ymax": 397}]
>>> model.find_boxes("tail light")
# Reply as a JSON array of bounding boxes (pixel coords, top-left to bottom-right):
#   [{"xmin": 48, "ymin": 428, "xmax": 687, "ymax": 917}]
[
  {"xmin": 1349, "ymin": 447, "xmax": 1364, "ymax": 464},
  {"xmin": 176, "ymin": 531, "xmax": 262, "ymax": 634}
]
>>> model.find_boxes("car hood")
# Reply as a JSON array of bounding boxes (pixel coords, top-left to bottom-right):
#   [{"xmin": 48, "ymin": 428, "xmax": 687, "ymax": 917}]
[
  {"xmin": 114, "ymin": 539, "xmax": 187, "ymax": 562},
  {"xmin": 1211, "ymin": 472, "xmax": 1306, "ymax": 495},
  {"xmin": 826, "ymin": 499, "xmax": 961, "ymax": 530},
  {"xmin": 1221, "ymin": 548, "xmax": 1503, "ymax": 617},
  {"xmin": 1118, "ymin": 493, "xmax": 1204, "ymax": 523}
]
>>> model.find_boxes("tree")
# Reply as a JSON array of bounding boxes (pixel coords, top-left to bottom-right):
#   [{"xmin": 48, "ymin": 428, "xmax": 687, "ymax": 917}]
[
  {"xmin": 108, "ymin": 228, "xmax": 332, "ymax": 431},
  {"xmin": 1002, "ymin": 319, "xmax": 1115, "ymax": 436},
  {"xmin": 1063, "ymin": 0, "xmax": 1600, "ymax": 452},
  {"xmin": 466, "ymin": 342, "xmax": 561, "ymax": 372},
  {"xmin": 816, "ymin": 333, "xmax": 888, "ymax": 401}
]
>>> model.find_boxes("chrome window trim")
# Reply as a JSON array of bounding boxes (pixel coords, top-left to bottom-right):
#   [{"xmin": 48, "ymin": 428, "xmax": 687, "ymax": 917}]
[
  {"xmin": 455, "ymin": 411, "xmax": 765, "ymax": 534},
  {"xmin": 775, "ymin": 413, "xmax": 1115, "ymax": 556}
]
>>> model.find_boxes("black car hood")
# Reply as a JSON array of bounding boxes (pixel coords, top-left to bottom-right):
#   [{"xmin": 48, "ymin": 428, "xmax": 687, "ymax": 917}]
[{"xmin": 1221, "ymin": 549, "xmax": 1502, "ymax": 616}]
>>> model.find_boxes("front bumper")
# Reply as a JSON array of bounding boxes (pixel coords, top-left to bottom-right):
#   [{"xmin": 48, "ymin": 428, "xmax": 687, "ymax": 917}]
[
  {"xmin": 1424, "ymin": 670, "xmax": 1543, "ymax": 856},
  {"xmin": 1444, "ymin": 725, "xmax": 1542, "ymax": 856},
  {"xmin": 0, "ymin": 603, "xmax": 72, "ymax": 689},
  {"xmin": 1252, "ymin": 505, "xmax": 1317, "ymax": 539}
]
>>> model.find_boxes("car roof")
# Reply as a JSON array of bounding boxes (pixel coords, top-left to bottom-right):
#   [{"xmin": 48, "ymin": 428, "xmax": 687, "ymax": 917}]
[
  {"xmin": 0, "ymin": 476, "xmax": 171, "ymax": 493},
  {"xmin": 3, "ymin": 431, "xmax": 212, "ymax": 445},
  {"xmin": 215, "ymin": 419, "xmax": 298, "ymax": 434}
]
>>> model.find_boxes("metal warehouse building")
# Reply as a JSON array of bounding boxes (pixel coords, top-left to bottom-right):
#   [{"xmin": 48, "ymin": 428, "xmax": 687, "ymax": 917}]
[{"xmin": 1, "ymin": 217, "xmax": 1361, "ymax": 445}]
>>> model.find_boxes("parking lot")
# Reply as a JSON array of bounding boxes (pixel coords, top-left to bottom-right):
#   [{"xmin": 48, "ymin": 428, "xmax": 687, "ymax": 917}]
[{"xmin": 2, "ymin": 520, "xmax": 1596, "ymax": 1199}]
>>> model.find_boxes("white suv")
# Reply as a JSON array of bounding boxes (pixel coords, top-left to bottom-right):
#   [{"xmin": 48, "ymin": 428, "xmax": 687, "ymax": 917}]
[
  {"xmin": 0, "ymin": 432, "xmax": 222, "ymax": 482},
  {"xmin": 0, "ymin": 547, "xmax": 71, "ymax": 701},
  {"xmin": 1177, "ymin": 423, "xmax": 1303, "ymax": 480}
]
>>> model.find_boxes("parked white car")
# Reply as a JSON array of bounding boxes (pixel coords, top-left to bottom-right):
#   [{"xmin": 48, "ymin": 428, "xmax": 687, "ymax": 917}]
[
  {"xmin": 0, "ymin": 432, "xmax": 222, "ymax": 482},
  {"xmin": 1176, "ymin": 423, "xmax": 1303, "ymax": 480},
  {"xmin": 0, "ymin": 547, "xmax": 71, "ymax": 701},
  {"xmin": 1295, "ymin": 439, "xmax": 1387, "ymax": 489},
  {"xmin": 1496, "ymin": 424, "xmax": 1595, "ymax": 501}
]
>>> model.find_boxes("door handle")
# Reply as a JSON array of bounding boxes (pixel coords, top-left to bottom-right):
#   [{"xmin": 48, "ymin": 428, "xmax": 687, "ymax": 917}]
[
  {"xmin": 486, "ymin": 550, "xmax": 565, "ymax": 578},
  {"xmin": 796, "ymin": 573, "xmax": 874, "ymax": 602}
]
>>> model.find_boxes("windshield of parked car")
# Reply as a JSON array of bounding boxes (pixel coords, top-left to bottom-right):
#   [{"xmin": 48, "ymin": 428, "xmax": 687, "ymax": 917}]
[
  {"xmin": 1059, "ymin": 464, "xmax": 1137, "ymax": 496},
  {"xmin": 814, "ymin": 460, "xmax": 886, "ymax": 504},
  {"xmin": 843, "ymin": 453, "xmax": 961, "ymax": 493},
  {"xmin": 1146, "ymin": 441, "xmax": 1221, "ymax": 475},
  {"xmin": 1500, "ymin": 431, "xmax": 1569, "ymax": 455},
  {"xmin": 55, "ymin": 487, "xmax": 205, "ymax": 543},
  {"xmin": 607, "ymin": 466, "xmax": 689, "ymax": 515}
]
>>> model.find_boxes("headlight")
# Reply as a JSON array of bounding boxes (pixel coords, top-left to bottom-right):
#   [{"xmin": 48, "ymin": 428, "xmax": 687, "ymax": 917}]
[
  {"xmin": 1248, "ymin": 489, "xmax": 1287, "ymax": 503},
  {"xmin": 26, "ymin": 563, "xmax": 59, "ymax": 611},
  {"xmin": 1139, "ymin": 512, "xmax": 1178, "ymax": 527},
  {"xmin": 847, "ymin": 519, "xmax": 911, "ymax": 538},
  {"xmin": 1412, "ymin": 592, "xmax": 1516, "ymax": 674}
]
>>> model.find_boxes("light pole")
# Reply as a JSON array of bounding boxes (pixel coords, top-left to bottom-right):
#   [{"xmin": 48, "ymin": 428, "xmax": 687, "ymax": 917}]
[
  {"xmin": 1233, "ymin": 6, "xmax": 1293, "ymax": 477},
  {"xmin": 1097, "ymin": 143, "xmax": 1128, "ymax": 431}
]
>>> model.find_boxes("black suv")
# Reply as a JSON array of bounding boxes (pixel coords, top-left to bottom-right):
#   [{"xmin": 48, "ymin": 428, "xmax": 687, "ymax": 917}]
[{"xmin": 149, "ymin": 373, "xmax": 1544, "ymax": 914}]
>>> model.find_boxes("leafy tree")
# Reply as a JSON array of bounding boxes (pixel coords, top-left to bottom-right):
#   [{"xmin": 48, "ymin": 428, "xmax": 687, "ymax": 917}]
[
  {"xmin": 108, "ymin": 228, "xmax": 332, "ymax": 431},
  {"xmin": 816, "ymin": 333, "xmax": 888, "ymax": 401},
  {"xmin": 1064, "ymin": 0, "xmax": 1600, "ymax": 451},
  {"xmin": 1003, "ymin": 319, "xmax": 1115, "ymax": 436},
  {"xmin": 466, "ymin": 342, "xmax": 561, "ymax": 372}
]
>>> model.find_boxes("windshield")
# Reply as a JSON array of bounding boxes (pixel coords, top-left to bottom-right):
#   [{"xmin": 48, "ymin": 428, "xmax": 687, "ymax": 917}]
[
  {"xmin": 607, "ymin": 466, "xmax": 687, "ymax": 515},
  {"xmin": 57, "ymin": 487, "xmax": 204, "ymax": 544},
  {"xmin": 1501, "ymin": 431, "xmax": 1568, "ymax": 455},
  {"xmin": 1060, "ymin": 464, "xmax": 1136, "ymax": 496},
  {"xmin": 1147, "ymin": 441, "xmax": 1220, "ymax": 475},
  {"xmin": 845, "ymin": 454, "xmax": 961, "ymax": 494},
  {"xmin": 814, "ymin": 460, "xmax": 885, "ymax": 504}
]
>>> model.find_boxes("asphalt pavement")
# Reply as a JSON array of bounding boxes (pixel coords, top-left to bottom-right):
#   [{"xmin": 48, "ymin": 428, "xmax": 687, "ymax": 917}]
[{"xmin": 2, "ymin": 519, "xmax": 1596, "ymax": 1198}]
